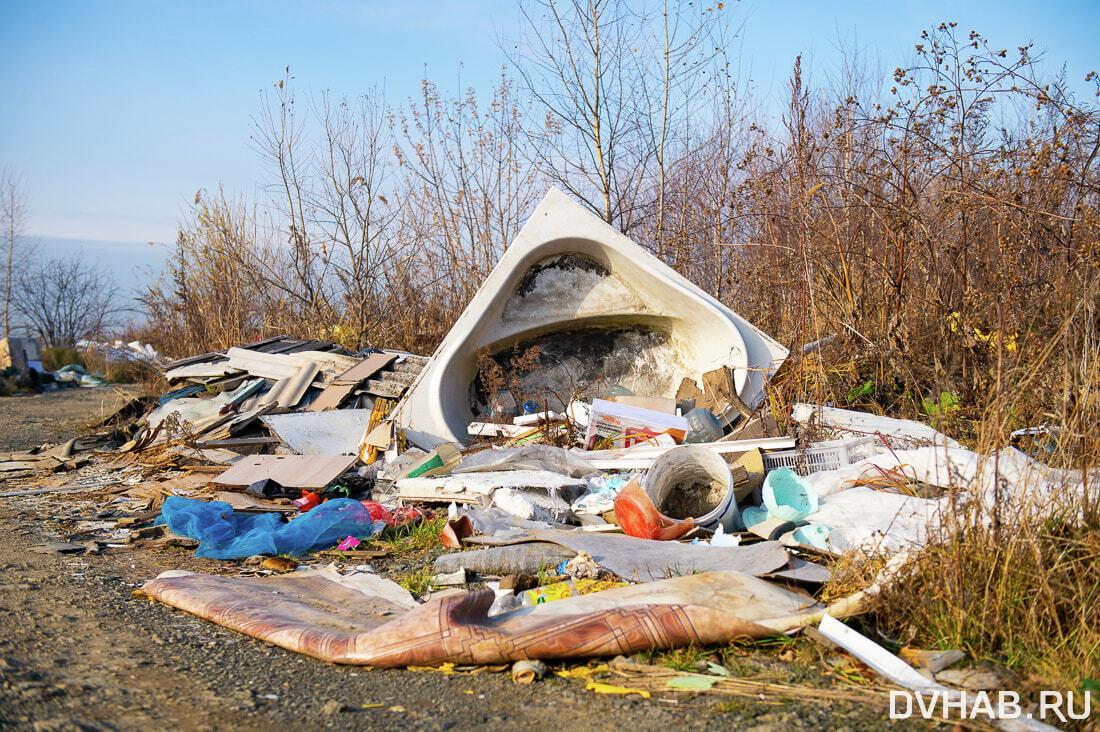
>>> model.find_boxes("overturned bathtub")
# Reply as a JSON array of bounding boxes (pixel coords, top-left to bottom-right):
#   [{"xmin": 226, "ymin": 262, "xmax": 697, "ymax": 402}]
[{"xmin": 395, "ymin": 188, "xmax": 788, "ymax": 450}]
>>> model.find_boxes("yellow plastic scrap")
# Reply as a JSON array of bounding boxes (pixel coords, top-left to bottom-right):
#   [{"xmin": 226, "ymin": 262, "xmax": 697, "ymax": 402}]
[
  {"xmin": 585, "ymin": 679, "xmax": 651, "ymax": 698},
  {"xmin": 522, "ymin": 579, "xmax": 628, "ymax": 606},
  {"xmin": 407, "ymin": 661, "xmax": 456, "ymax": 675},
  {"xmin": 555, "ymin": 663, "xmax": 609, "ymax": 679}
]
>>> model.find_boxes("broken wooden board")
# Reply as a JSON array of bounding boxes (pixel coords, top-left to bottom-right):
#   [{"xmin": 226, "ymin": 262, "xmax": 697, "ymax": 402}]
[
  {"xmin": 306, "ymin": 353, "xmax": 397, "ymax": 412},
  {"xmin": 212, "ymin": 491, "xmax": 297, "ymax": 513},
  {"xmin": 211, "ymin": 454, "xmax": 357, "ymax": 490}
]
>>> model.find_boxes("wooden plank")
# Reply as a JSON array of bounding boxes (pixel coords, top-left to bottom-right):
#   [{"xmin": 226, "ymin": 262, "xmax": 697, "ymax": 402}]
[
  {"xmin": 303, "ymin": 382, "xmax": 357, "ymax": 412},
  {"xmin": 331, "ymin": 353, "xmax": 397, "ymax": 384},
  {"xmin": 198, "ymin": 436, "xmax": 282, "ymax": 449}
]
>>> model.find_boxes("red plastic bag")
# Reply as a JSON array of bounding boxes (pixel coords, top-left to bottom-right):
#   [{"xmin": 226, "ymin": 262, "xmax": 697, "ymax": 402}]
[
  {"xmin": 613, "ymin": 475, "xmax": 693, "ymax": 541},
  {"xmin": 360, "ymin": 500, "xmax": 395, "ymax": 526}
]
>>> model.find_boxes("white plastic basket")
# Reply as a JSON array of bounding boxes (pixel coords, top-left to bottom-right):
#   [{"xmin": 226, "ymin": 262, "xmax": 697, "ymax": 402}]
[{"xmin": 762, "ymin": 436, "xmax": 881, "ymax": 476}]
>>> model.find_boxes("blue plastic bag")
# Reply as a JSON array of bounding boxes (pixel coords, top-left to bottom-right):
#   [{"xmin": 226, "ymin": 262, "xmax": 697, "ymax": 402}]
[{"xmin": 156, "ymin": 496, "xmax": 385, "ymax": 559}]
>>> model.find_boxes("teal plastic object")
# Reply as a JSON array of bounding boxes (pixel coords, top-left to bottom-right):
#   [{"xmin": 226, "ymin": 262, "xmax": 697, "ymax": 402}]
[
  {"xmin": 741, "ymin": 505, "xmax": 769, "ymax": 528},
  {"xmin": 792, "ymin": 524, "xmax": 832, "ymax": 551},
  {"xmin": 761, "ymin": 467, "xmax": 818, "ymax": 522}
]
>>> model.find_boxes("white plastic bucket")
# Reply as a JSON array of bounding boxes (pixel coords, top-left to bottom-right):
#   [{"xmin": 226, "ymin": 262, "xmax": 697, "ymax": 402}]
[{"xmin": 643, "ymin": 445, "xmax": 739, "ymax": 532}]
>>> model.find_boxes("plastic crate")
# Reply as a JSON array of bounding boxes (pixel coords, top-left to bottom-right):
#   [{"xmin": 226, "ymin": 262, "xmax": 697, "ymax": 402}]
[{"xmin": 762, "ymin": 436, "xmax": 881, "ymax": 476}]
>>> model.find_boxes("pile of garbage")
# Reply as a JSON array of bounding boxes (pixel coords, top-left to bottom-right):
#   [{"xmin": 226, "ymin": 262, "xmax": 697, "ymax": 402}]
[
  {"xmin": 77, "ymin": 339, "xmax": 166, "ymax": 368},
  {"xmin": 0, "ymin": 190, "xmax": 1086, "ymax": 721}
]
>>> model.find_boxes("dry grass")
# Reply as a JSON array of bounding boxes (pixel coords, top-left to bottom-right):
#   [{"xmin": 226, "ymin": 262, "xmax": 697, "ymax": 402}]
[{"xmin": 867, "ymin": 293, "xmax": 1100, "ymax": 691}]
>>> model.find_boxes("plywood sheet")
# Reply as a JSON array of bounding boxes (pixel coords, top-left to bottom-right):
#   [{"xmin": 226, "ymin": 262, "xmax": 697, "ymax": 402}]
[{"xmin": 212, "ymin": 454, "xmax": 357, "ymax": 490}]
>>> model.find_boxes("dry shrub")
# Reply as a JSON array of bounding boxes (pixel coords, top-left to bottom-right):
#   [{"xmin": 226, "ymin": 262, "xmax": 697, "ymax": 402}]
[
  {"xmin": 39, "ymin": 346, "xmax": 83, "ymax": 371},
  {"xmin": 871, "ymin": 280, "xmax": 1100, "ymax": 690},
  {"xmin": 876, "ymin": 504, "xmax": 1100, "ymax": 690},
  {"xmin": 138, "ymin": 74, "xmax": 537, "ymax": 360}
]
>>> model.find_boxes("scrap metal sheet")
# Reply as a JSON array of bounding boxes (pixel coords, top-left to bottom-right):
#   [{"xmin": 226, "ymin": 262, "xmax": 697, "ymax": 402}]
[{"xmin": 261, "ymin": 410, "xmax": 373, "ymax": 456}]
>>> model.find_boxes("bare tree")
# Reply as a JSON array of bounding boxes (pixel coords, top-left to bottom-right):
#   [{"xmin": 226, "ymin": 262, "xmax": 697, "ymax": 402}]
[
  {"xmin": 0, "ymin": 170, "xmax": 32, "ymax": 336},
  {"xmin": 12, "ymin": 254, "xmax": 122, "ymax": 348},
  {"xmin": 507, "ymin": 0, "xmax": 731, "ymax": 235}
]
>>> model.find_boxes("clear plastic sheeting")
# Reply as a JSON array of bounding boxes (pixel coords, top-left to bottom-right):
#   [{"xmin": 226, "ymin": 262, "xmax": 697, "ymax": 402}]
[
  {"xmin": 800, "ymin": 445, "xmax": 1099, "ymax": 555},
  {"xmin": 454, "ymin": 445, "xmax": 599, "ymax": 478}
]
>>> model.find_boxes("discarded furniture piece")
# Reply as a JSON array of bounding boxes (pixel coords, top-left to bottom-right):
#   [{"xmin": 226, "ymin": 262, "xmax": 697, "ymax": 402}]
[{"xmin": 394, "ymin": 188, "xmax": 788, "ymax": 450}]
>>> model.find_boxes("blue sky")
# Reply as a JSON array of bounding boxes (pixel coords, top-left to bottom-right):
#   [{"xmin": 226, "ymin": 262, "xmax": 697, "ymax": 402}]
[{"xmin": 1, "ymin": 0, "xmax": 1097, "ymax": 295}]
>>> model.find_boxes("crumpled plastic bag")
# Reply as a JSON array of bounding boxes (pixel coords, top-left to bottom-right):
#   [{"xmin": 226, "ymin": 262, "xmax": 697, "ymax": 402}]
[
  {"xmin": 454, "ymin": 444, "xmax": 598, "ymax": 478},
  {"xmin": 156, "ymin": 496, "xmax": 386, "ymax": 559}
]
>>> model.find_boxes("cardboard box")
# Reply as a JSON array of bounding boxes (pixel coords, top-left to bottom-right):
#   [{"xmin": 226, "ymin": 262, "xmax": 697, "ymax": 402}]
[{"xmin": 584, "ymin": 398, "xmax": 688, "ymax": 450}]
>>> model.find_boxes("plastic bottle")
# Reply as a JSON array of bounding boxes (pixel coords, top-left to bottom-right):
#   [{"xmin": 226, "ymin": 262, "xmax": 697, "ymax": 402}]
[
  {"xmin": 399, "ymin": 443, "xmax": 462, "ymax": 479},
  {"xmin": 490, "ymin": 391, "xmax": 518, "ymax": 422},
  {"xmin": 683, "ymin": 407, "xmax": 724, "ymax": 443}
]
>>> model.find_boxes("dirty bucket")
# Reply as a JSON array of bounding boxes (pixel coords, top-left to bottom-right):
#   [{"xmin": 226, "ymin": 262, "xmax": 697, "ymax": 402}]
[{"xmin": 643, "ymin": 445, "xmax": 740, "ymax": 532}]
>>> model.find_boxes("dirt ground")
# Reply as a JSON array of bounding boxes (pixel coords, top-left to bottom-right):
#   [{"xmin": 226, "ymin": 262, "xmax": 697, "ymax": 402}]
[
  {"xmin": 0, "ymin": 388, "xmax": 924, "ymax": 731},
  {"xmin": 0, "ymin": 388, "xmax": 145, "ymax": 453}
]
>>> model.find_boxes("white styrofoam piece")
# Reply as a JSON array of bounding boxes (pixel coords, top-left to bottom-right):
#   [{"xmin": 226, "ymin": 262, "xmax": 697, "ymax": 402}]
[
  {"xmin": 394, "ymin": 187, "xmax": 788, "ymax": 450},
  {"xmin": 513, "ymin": 411, "xmax": 562, "ymax": 426},
  {"xmin": 467, "ymin": 422, "xmax": 530, "ymax": 438},
  {"xmin": 790, "ymin": 403, "xmax": 962, "ymax": 450}
]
